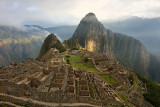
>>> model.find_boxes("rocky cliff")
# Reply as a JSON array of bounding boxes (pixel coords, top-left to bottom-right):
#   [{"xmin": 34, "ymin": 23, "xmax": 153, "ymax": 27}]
[{"xmin": 64, "ymin": 13, "xmax": 160, "ymax": 82}]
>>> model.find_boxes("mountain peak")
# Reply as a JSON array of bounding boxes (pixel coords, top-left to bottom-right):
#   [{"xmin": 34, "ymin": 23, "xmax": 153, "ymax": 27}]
[
  {"xmin": 72, "ymin": 13, "xmax": 106, "ymax": 48},
  {"xmin": 82, "ymin": 12, "xmax": 98, "ymax": 22},
  {"xmin": 37, "ymin": 33, "xmax": 65, "ymax": 61},
  {"xmin": 85, "ymin": 12, "xmax": 95, "ymax": 17}
]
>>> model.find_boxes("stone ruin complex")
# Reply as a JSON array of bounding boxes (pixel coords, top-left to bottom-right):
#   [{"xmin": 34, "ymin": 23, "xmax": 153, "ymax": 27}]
[
  {"xmin": 0, "ymin": 50, "xmax": 124, "ymax": 107},
  {"xmin": 0, "ymin": 49, "xmax": 151, "ymax": 107}
]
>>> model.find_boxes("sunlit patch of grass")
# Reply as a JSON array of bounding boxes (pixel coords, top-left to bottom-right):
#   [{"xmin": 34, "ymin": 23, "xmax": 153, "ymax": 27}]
[
  {"xmin": 99, "ymin": 74, "xmax": 117, "ymax": 85},
  {"xmin": 119, "ymin": 95, "xmax": 134, "ymax": 106},
  {"xmin": 66, "ymin": 55, "xmax": 100, "ymax": 73},
  {"xmin": 118, "ymin": 88, "xmax": 127, "ymax": 92}
]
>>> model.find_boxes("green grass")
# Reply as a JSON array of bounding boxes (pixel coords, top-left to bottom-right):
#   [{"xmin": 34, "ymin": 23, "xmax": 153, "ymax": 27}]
[
  {"xmin": 89, "ymin": 84, "xmax": 95, "ymax": 98},
  {"xmin": 40, "ymin": 49, "xmax": 55, "ymax": 61},
  {"xmin": 99, "ymin": 74, "xmax": 117, "ymax": 85},
  {"xmin": 119, "ymin": 95, "xmax": 134, "ymax": 107},
  {"xmin": 60, "ymin": 51, "xmax": 66, "ymax": 55},
  {"xmin": 67, "ymin": 55, "xmax": 118, "ymax": 84},
  {"xmin": 136, "ymin": 72, "xmax": 160, "ymax": 106},
  {"xmin": 120, "ymin": 95, "xmax": 127, "ymax": 102},
  {"xmin": 66, "ymin": 55, "xmax": 100, "ymax": 73},
  {"xmin": 118, "ymin": 88, "xmax": 127, "ymax": 92}
]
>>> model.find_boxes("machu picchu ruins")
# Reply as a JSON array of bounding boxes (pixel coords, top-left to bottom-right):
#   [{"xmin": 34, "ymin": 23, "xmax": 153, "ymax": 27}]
[{"xmin": 0, "ymin": 47, "xmax": 152, "ymax": 107}]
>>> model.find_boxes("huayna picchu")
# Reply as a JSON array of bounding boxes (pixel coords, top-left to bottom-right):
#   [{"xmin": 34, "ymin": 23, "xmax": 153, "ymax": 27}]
[{"xmin": 0, "ymin": 13, "xmax": 160, "ymax": 107}]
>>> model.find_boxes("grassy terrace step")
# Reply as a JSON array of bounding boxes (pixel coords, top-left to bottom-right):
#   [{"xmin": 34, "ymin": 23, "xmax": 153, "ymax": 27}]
[
  {"xmin": 63, "ymin": 54, "xmax": 119, "ymax": 86},
  {"xmin": 98, "ymin": 74, "xmax": 117, "ymax": 85},
  {"xmin": 119, "ymin": 95, "xmax": 134, "ymax": 106},
  {"xmin": 66, "ymin": 55, "xmax": 100, "ymax": 73}
]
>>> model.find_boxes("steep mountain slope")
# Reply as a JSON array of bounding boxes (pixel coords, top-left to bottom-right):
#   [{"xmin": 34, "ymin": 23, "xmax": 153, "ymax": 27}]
[
  {"xmin": 104, "ymin": 17, "xmax": 160, "ymax": 58},
  {"xmin": 37, "ymin": 33, "xmax": 65, "ymax": 61},
  {"xmin": 64, "ymin": 13, "xmax": 159, "ymax": 82},
  {"xmin": 0, "ymin": 26, "xmax": 49, "ymax": 66},
  {"xmin": 112, "ymin": 33, "xmax": 150, "ymax": 75},
  {"xmin": 148, "ymin": 54, "xmax": 160, "ymax": 81}
]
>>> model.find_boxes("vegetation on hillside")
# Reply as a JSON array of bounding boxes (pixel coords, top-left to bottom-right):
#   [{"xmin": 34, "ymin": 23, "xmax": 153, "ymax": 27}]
[
  {"xmin": 39, "ymin": 49, "xmax": 56, "ymax": 62},
  {"xmin": 99, "ymin": 74, "xmax": 117, "ymax": 85},
  {"xmin": 136, "ymin": 73, "xmax": 160, "ymax": 107},
  {"xmin": 64, "ymin": 38, "xmax": 82, "ymax": 49},
  {"xmin": 51, "ymin": 41, "xmax": 66, "ymax": 53},
  {"xmin": 65, "ymin": 54, "xmax": 100, "ymax": 73},
  {"xmin": 37, "ymin": 34, "xmax": 65, "ymax": 60}
]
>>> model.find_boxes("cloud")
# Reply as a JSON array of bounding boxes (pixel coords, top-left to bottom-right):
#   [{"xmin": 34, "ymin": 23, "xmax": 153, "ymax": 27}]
[
  {"xmin": 26, "ymin": 6, "xmax": 40, "ymax": 12},
  {"xmin": 0, "ymin": 0, "xmax": 160, "ymax": 27}
]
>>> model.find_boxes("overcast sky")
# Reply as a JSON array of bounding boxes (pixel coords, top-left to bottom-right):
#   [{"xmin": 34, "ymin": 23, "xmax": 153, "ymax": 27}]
[{"xmin": 0, "ymin": 0, "xmax": 160, "ymax": 27}]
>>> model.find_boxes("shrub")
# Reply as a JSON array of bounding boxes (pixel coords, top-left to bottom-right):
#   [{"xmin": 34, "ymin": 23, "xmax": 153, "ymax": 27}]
[
  {"xmin": 65, "ymin": 55, "xmax": 70, "ymax": 58},
  {"xmin": 136, "ymin": 73, "xmax": 160, "ymax": 107},
  {"xmin": 128, "ymin": 74, "xmax": 134, "ymax": 85},
  {"xmin": 84, "ymin": 57, "xmax": 89, "ymax": 63},
  {"xmin": 108, "ymin": 67, "xmax": 113, "ymax": 71}
]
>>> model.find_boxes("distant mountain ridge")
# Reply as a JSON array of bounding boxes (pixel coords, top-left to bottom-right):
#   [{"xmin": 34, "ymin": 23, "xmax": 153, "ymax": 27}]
[
  {"xmin": 0, "ymin": 25, "xmax": 49, "ymax": 66},
  {"xmin": 64, "ymin": 13, "xmax": 160, "ymax": 82}
]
